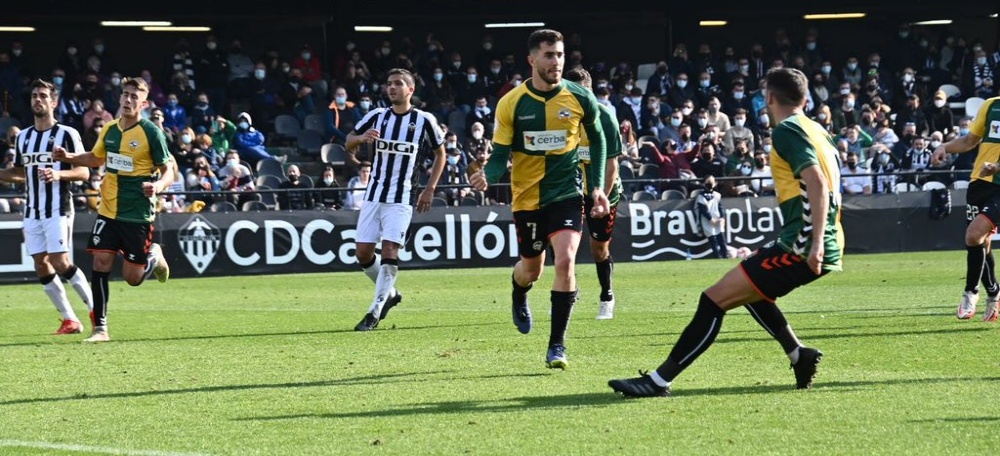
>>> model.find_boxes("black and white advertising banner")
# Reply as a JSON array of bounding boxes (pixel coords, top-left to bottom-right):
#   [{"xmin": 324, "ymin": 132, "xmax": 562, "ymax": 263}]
[{"xmin": 0, "ymin": 191, "xmax": 966, "ymax": 283}]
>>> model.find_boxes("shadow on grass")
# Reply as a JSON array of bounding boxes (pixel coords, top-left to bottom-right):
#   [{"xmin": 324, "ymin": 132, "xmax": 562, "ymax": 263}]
[
  {"xmin": 908, "ymin": 416, "xmax": 1000, "ymax": 423},
  {"xmin": 644, "ymin": 325, "xmax": 994, "ymax": 347},
  {"xmin": 0, "ymin": 322, "xmax": 506, "ymax": 347},
  {"xmin": 0, "ymin": 370, "xmax": 555, "ymax": 407},
  {"xmin": 239, "ymin": 376, "xmax": 1000, "ymax": 421}
]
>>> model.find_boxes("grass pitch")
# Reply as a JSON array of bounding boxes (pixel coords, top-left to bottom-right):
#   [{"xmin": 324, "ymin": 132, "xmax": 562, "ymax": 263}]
[{"xmin": 0, "ymin": 251, "xmax": 997, "ymax": 455}]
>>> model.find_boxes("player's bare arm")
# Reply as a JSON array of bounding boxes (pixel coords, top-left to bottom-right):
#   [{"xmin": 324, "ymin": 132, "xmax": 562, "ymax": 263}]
[
  {"xmin": 38, "ymin": 154, "xmax": 89, "ymax": 183},
  {"xmin": 346, "ymin": 129, "xmax": 380, "ymax": 152},
  {"xmin": 418, "ymin": 145, "xmax": 447, "ymax": 213},
  {"xmin": 53, "ymin": 145, "xmax": 104, "ymax": 168},
  {"xmin": 801, "ymin": 165, "xmax": 830, "ymax": 275},
  {"xmin": 144, "ymin": 161, "xmax": 176, "ymax": 197},
  {"xmin": 0, "ymin": 166, "xmax": 26, "ymax": 184},
  {"xmin": 932, "ymin": 132, "xmax": 982, "ymax": 165}
]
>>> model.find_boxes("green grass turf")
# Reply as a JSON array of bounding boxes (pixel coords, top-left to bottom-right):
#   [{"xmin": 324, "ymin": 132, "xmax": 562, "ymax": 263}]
[{"xmin": 0, "ymin": 251, "xmax": 997, "ymax": 455}]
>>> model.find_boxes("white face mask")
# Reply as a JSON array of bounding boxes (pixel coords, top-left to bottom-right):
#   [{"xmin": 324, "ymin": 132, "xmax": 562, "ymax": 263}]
[
  {"xmin": 840, "ymin": 87, "xmax": 851, "ymax": 95},
  {"xmin": 977, "ymin": 57, "xmax": 988, "ymax": 66},
  {"xmin": 699, "ymin": 79, "xmax": 710, "ymax": 88},
  {"xmin": 472, "ymin": 131, "xmax": 483, "ymax": 140},
  {"xmin": 734, "ymin": 118, "xmax": 745, "ymax": 127},
  {"xmin": 697, "ymin": 118, "xmax": 708, "ymax": 127},
  {"xmin": 181, "ymin": 134, "xmax": 192, "ymax": 144},
  {"xmin": 360, "ymin": 101, "xmax": 371, "ymax": 110},
  {"xmin": 930, "ymin": 140, "xmax": 942, "ymax": 148},
  {"xmin": 670, "ymin": 118, "xmax": 682, "ymax": 127},
  {"xmin": 903, "ymin": 74, "xmax": 914, "ymax": 82},
  {"xmin": 821, "ymin": 65, "xmax": 832, "ymax": 74},
  {"xmin": 763, "ymin": 144, "xmax": 772, "ymax": 152},
  {"xmin": 446, "ymin": 155, "xmax": 459, "ymax": 166},
  {"xmin": 759, "ymin": 114, "xmax": 769, "ymax": 125},
  {"xmin": 110, "ymin": 77, "xmax": 121, "ymax": 86},
  {"xmin": 467, "ymin": 74, "xmax": 477, "ymax": 84},
  {"xmin": 227, "ymin": 159, "xmax": 239, "ymax": 168},
  {"xmin": 254, "ymin": 69, "xmax": 266, "ymax": 80},
  {"xmin": 323, "ymin": 176, "xmax": 334, "ymax": 185},
  {"xmin": 625, "ymin": 84, "xmax": 634, "ymax": 92},
  {"xmin": 681, "ymin": 107, "xmax": 693, "ymax": 116},
  {"xmin": 818, "ymin": 113, "xmax": 828, "ymax": 121},
  {"xmin": 934, "ymin": 99, "xmax": 945, "ymax": 108},
  {"xmin": 733, "ymin": 91, "xmax": 744, "ymax": 100},
  {"xmin": 676, "ymin": 80, "xmax": 688, "ymax": 89},
  {"xmin": 845, "ymin": 100, "xmax": 855, "ymax": 109}
]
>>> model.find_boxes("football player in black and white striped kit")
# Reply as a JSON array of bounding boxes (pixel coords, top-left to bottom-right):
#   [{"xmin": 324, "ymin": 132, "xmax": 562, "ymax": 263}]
[
  {"xmin": 345, "ymin": 68, "xmax": 447, "ymax": 331},
  {"xmin": 0, "ymin": 80, "xmax": 93, "ymax": 335}
]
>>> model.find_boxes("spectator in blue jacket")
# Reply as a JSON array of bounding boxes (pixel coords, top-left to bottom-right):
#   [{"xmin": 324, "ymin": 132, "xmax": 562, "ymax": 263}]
[
  {"xmin": 162, "ymin": 93, "xmax": 188, "ymax": 134},
  {"xmin": 233, "ymin": 112, "xmax": 285, "ymax": 167}
]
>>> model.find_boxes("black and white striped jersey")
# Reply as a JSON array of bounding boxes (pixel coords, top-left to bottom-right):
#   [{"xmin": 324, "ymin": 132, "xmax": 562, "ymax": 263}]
[
  {"xmin": 353, "ymin": 107, "xmax": 444, "ymax": 205},
  {"xmin": 13, "ymin": 123, "xmax": 84, "ymax": 219}
]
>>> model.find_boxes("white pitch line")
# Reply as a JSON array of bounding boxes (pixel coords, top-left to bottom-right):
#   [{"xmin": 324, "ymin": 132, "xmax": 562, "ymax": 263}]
[{"xmin": 0, "ymin": 440, "xmax": 210, "ymax": 456}]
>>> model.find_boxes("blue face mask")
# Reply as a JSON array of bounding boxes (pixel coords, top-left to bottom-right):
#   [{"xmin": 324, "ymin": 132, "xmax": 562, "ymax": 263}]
[
  {"xmin": 433, "ymin": 73, "xmax": 443, "ymax": 82},
  {"xmin": 335, "ymin": 96, "xmax": 347, "ymax": 105},
  {"xmin": 53, "ymin": 76, "xmax": 64, "ymax": 85},
  {"xmin": 168, "ymin": 100, "xmax": 178, "ymax": 107},
  {"xmin": 447, "ymin": 155, "xmax": 459, "ymax": 166},
  {"xmin": 238, "ymin": 121, "xmax": 250, "ymax": 130}
]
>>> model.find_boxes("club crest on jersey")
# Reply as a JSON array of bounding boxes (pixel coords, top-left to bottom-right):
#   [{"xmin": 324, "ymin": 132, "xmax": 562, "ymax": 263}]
[
  {"xmin": 129, "ymin": 140, "xmax": 140, "ymax": 149},
  {"xmin": 408, "ymin": 122, "xmax": 416, "ymax": 132},
  {"xmin": 558, "ymin": 108, "xmax": 571, "ymax": 120},
  {"xmin": 178, "ymin": 215, "xmax": 221, "ymax": 275},
  {"xmin": 532, "ymin": 241, "xmax": 544, "ymax": 252},
  {"xmin": 990, "ymin": 120, "xmax": 1000, "ymax": 138}
]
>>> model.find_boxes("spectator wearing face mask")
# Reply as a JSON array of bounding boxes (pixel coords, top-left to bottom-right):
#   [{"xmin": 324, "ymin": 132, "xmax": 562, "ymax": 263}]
[
  {"xmin": 667, "ymin": 73, "xmax": 695, "ymax": 110},
  {"xmin": 171, "ymin": 126, "xmax": 200, "ymax": 174},
  {"xmin": 233, "ymin": 112, "xmax": 285, "ymax": 167},
  {"xmin": 277, "ymin": 164, "xmax": 314, "ymax": 210},
  {"xmin": 964, "ymin": 48, "xmax": 995, "ymax": 97},
  {"xmin": 292, "ymin": 45, "xmax": 322, "ymax": 83},
  {"xmin": 464, "ymin": 122, "xmax": 488, "ymax": 164},
  {"xmin": 950, "ymin": 117, "xmax": 977, "ymax": 181},
  {"xmin": 869, "ymin": 144, "xmax": 899, "ymax": 194},
  {"xmin": 436, "ymin": 147, "xmax": 471, "ymax": 205},
  {"xmin": 660, "ymin": 111, "xmax": 684, "ymax": 145},
  {"xmin": 422, "ymin": 66, "xmax": 457, "ymax": 123},
  {"xmin": 723, "ymin": 108, "xmax": 755, "ymax": 152},
  {"xmin": 722, "ymin": 82, "xmax": 752, "ymax": 119},
  {"xmin": 466, "ymin": 96, "xmax": 494, "ymax": 139},
  {"xmin": 813, "ymin": 104, "xmax": 834, "ymax": 134},
  {"xmin": 693, "ymin": 175, "xmax": 730, "ymax": 259},
  {"xmin": 313, "ymin": 165, "xmax": 342, "ymax": 209},
  {"xmin": 189, "ymin": 92, "xmax": 215, "ymax": 135},
  {"xmin": 325, "ymin": 86, "xmax": 357, "ymax": 145},
  {"xmin": 645, "ymin": 61, "xmax": 673, "ymax": 98},
  {"xmin": 895, "ymin": 95, "xmax": 929, "ymax": 136},
  {"xmin": 925, "ymin": 92, "xmax": 954, "ymax": 134},
  {"xmin": 833, "ymin": 92, "xmax": 860, "ymax": 133},
  {"xmin": 217, "ymin": 150, "xmax": 256, "ymax": 206},
  {"xmin": 900, "ymin": 135, "xmax": 934, "ymax": 186},
  {"xmin": 616, "ymin": 87, "xmax": 642, "ymax": 132},
  {"xmin": 840, "ymin": 152, "xmax": 871, "ymax": 195},
  {"xmin": 749, "ymin": 150, "xmax": 774, "ymax": 196},
  {"xmin": 694, "ymin": 71, "xmax": 722, "ymax": 109},
  {"xmin": 162, "ymin": 93, "xmax": 188, "ymax": 133}
]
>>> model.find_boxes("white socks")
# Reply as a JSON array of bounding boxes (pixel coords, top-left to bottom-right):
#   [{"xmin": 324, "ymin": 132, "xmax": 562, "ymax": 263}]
[
  {"xmin": 43, "ymin": 277, "xmax": 76, "ymax": 321},
  {"xmin": 650, "ymin": 371, "xmax": 670, "ymax": 388},
  {"xmin": 368, "ymin": 263, "xmax": 399, "ymax": 316},
  {"xmin": 788, "ymin": 346, "xmax": 801, "ymax": 364},
  {"xmin": 66, "ymin": 267, "xmax": 94, "ymax": 310},
  {"xmin": 362, "ymin": 254, "xmax": 381, "ymax": 284}
]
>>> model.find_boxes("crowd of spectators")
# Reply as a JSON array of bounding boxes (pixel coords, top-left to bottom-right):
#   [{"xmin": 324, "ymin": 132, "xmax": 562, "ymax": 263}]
[{"xmin": 1, "ymin": 23, "xmax": 998, "ymax": 213}]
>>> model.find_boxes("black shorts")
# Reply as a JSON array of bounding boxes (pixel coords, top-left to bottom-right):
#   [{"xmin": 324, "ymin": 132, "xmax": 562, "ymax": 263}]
[
  {"xmin": 965, "ymin": 180, "xmax": 1000, "ymax": 232},
  {"xmin": 584, "ymin": 197, "xmax": 617, "ymax": 242},
  {"xmin": 513, "ymin": 196, "xmax": 584, "ymax": 258},
  {"xmin": 739, "ymin": 243, "xmax": 828, "ymax": 302},
  {"xmin": 86, "ymin": 215, "xmax": 154, "ymax": 265}
]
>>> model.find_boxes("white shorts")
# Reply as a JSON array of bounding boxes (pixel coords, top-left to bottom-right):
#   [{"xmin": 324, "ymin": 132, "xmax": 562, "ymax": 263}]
[
  {"xmin": 355, "ymin": 202, "xmax": 413, "ymax": 245},
  {"xmin": 23, "ymin": 215, "xmax": 74, "ymax": 256}
]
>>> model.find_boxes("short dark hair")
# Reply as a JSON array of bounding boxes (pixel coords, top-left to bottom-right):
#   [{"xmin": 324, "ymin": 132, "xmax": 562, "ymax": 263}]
[
  {"xmin": 386, "ymin": 68, "xmax": 415, "ymax": 86},
  {"xmin": 122, "ymin": 76, "xmax": 150, "ymax": 93},
  {"xmin": 30, "ymin": 79, "xmax": 58, "ymax": 99},
  {"xmin": 563, "ymin": 67, "xmax": 592, "ymax": 88},
  {"xmin": 765, "ymin": 68, "xmax": 808, "ymax": 108},
  {"xmin": 528, "ymin": 29, "xmax": 563, "ymax": 52},
  {"xmin": 734, "ymin": 108, "xmax": 747, "ymax": 116},
  {"xmin": 359, "ymin": 161, "xmax": 372, "ymax": 169}
]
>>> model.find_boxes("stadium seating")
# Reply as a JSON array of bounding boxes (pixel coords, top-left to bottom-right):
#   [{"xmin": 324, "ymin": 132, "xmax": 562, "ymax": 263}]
[
  {"xmin": 303, "ymin": 113, "xmax": 325, "ymax": 135},
  {"xmin": 952, "ymin": 180, "xmax": 969, "ymax": 189},
  {"xmin": 256, "ymin": 158, "xmax": 285, "ymax": 178},
  {"xmin": 921, "ymin": 181, "xmax": 946, "ymax": 191},
  {"xmin": 256, "ymin": 174, "xmax": 282, "ymax": 188},
  {"xmin": 321, "ymin": 143, "xmax": 348, "ymax": 168},
  {"xmin": 296, "ymin": 129, "xmax": 324, "ymax": 157},
  {"xmin": 209, "ymin": 201, "xmax": 238, "ymax": 212},
  {"xmin": 256, "ymin": 185, "xmax": 277, "ymax": 209},
  {"xmin": 636, "ymin": 63, "xmax": 658, "ymax": 81},
  {"xmin": 432, "ymin": 197, "xmax": 449, "ymax": 207},
  {"xmin": 241, "ymin": 200, "xmax": 269, "ymax": 212},
  {"xmin": 660, "ymin": 189, "xmax": 686, "ymax": 200},
  {"xmin": 965, "ymin": 97, "xmax": 985, "ymax": 120},
  {"xmin": 894, "ymin": 182, "xmax": 917, "ymax": 193},
  {"xmin": 272, "ymin": 115, "xmax": 301, "ymax": 146},
  {"xmin": 632, "ymin": 190, "xmax": 657, "ymax": 201},
  {"xmin": 938, "ymin": 84, "xmax": 964, "ymax": 110}
]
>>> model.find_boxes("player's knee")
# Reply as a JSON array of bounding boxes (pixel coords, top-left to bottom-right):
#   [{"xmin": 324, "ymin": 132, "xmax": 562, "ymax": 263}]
[
  {"xmin": 553, "ymin": 254, "xmax": 575, "ymax": 275},
  {"xmin": 49, "ymin": 256, "xmax": 71, "ymax": 273},
  {"xmin": 966, "ymin": 222, "xmax": 993, "ymax": 245},
  {"xmin": 123, "ymin": 271, "xmax": 144, "ymax": 286},
  {"xmin": 590, "ymin": 241, "xmax": 610, "ymax": 262}
]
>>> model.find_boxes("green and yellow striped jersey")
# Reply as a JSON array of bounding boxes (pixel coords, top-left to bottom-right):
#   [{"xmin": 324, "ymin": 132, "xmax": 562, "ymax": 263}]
[
  {"xmin": 770, "ymin": 114, "xmax": 844, "ymax": 271},
  {"xmin": 579, "ymin": 103, "xmax": 623, "ymax": 205},
  {"xmin": 92, "ymin": 118, "xmax": 170, "ymax": 223},
  {"xmin": 485, "ymin": 79, "xmax": 606, "ymax": 212},
  {"xmin": 969, "ymin": 97, "xmax": 1000, "ymax": 185}
]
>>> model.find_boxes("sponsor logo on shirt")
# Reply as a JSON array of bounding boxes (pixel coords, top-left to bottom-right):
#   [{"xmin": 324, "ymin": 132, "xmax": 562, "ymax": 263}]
[
  {"xmin": 523, "ymin": 130, "xmax": 568, "ymax": 151},
  {"xmin": 518, "ymin": 115, "xmax": 536, "ymax": 121},
  {"xmin": 577, "ymin": 146, "xmax": 590, "ymax": 161},
  {"xmin": 374, "ymin": 138, "xmax": 417, "ymax": 156},
  {"xmin": 20, "ymin": 152, "xmax": 54, "ymax": 166},
  {"xmin": 106, "ymin": 152, "xmax": 135, "ymax": 172},
  {"xmin": 990, "ymin": 120, "xmax": 1000, "ymax": 139}
]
